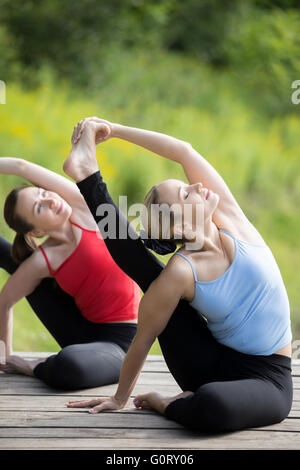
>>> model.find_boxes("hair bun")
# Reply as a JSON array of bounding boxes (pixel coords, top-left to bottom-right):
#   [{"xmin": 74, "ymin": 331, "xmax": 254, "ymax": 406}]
[{"xmin": 140, "ymin": 229, "xmax": 177, "ymax": 255}]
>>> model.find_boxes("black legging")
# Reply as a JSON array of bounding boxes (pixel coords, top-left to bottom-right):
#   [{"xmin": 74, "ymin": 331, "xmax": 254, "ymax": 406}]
[
  {"xmin": 0, "ymin": 236, "xmax": 137, "ymax": 390},
  {"xmin": 76, "ymin": 170, "xmax": 293, "ymax": 432}
]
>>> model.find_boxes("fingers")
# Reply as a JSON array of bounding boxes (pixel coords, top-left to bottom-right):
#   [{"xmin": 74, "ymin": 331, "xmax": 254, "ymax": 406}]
[
  {"xmin": 66, "ymin": 396, "xmax": 121, "ymax": 414},
  {"xmin": 72, "ymin": 117, "xmax": 111, "ymax": 145},
  {"xmin": 67, "ymin": 398, "xmax": 102, "ymax": 408},
  {"xmin": 89, "ymin": 401, "xmax": 113, "ymax": 414},
  {"xmin": 71, "ymin": 117, "xmax": 100, "ymax": 144},
  {"xmin": 71, "ymin": 119, "xmax": 86, "ymax": 145}
]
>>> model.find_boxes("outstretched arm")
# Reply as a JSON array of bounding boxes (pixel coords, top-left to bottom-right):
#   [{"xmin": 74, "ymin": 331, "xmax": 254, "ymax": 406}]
[
  {"xmin": 0, "ymin": 157, "xmax": 85, "ymax": 208},
  {"xmin": 66, "ymin": 255, "xmax": 189, "ymax": 413},
  {"xmin": 0, "ymin": 249, "xmax": 49, "ymax": 358},
  {"xmin": 65, "ymin": 120, "xmax": 165, "ymax": 293},
  {"xmin": 112, "ymin": 124, "xmax": 243, "ymax": 216},
  {"xmin": 73, "ymin": 118, "xmax": 244, "ymax": 216}
]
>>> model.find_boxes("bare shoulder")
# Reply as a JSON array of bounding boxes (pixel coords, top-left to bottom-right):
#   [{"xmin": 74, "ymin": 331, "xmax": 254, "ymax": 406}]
[
  {"xmin": 0, "ymin": 248, "xmax": 51, "ymax": 308},
  {"xmin": 166, "ymin": 252, "xmax": 194, "ymax": 278},
  {"xmin": 214, "ymin": 203, "xmax": 267, "ymax": 246},
  {"xmin": 163, "ymin": 252, "xmax": 195, "ymax": 299},
  {"xmin": 146, "ymin": 253, "xmax": 192, "ymax": 294},
  {"xmin": 24, "ymin": 248, "xmax": 51, "ymax": 279},
  {"xmin": 69, "ymin": 203, "xmax": 100, "ymax": 232}
]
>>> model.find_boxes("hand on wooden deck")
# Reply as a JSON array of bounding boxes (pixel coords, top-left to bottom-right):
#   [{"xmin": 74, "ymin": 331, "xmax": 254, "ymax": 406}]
[{"xmin": 66, "ymin": 395, "xmax": 126, "ymax": 414}]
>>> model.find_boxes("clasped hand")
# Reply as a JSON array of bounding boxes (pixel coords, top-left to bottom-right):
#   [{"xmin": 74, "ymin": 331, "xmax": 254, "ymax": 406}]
[{"xmin": 71, "ymin": 116, "xmax": 113, "ymax": 146}]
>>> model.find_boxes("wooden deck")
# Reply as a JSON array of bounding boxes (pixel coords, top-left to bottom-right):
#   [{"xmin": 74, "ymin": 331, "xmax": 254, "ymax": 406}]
[{"xmin": 0, "ymin": 353, "xmax": 300, "ymax": 450}]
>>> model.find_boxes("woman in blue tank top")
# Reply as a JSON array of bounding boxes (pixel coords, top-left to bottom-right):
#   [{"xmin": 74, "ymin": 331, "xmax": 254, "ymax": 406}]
[{"xmin": 64, "ymin": 118, "xmax": 293, "ymax": 433}]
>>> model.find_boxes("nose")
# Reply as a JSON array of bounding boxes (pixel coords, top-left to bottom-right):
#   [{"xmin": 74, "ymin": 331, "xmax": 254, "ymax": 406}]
[
  {"xmin": 43, "ymin": 195, "xmax": 57, "ymax": 209},
  {"xmin": 194, "ymin": 182, "xmax": 203, "ymax": 192}
]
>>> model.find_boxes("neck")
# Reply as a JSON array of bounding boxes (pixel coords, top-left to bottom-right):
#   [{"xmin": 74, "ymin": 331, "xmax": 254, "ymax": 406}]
[
  {"xmin": 45, "ymin": 219, "xmax": 75, "ymax": 245},
  {"xmin": 184, "ymin": 219, "xmax": 224, "ymax": 255},
  {"xmin": 202, "ymin": 221, "xmax": 224, "ymax": 254}
]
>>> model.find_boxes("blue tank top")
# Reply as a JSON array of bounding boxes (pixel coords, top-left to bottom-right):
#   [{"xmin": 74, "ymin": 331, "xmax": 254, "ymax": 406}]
[{"xmin": 175, "ymin": 229, "xmax": 292, "ymax": 356}]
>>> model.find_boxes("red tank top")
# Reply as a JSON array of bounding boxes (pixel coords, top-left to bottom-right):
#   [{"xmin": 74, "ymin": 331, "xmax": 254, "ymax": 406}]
[{"xmin": 39, "ymin": 221, "xmax": 140, "ymax": 323}]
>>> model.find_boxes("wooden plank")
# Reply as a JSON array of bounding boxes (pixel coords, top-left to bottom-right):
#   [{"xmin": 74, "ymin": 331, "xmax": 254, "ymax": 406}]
[
  {"xmin": 0, "ymin": 426, "xmax": 299, "ymax": 441},
  {"xmin": 0, "ymin": 426, "xmax": 295, "ymax": 440},
  {"xmin": 0, "ymin": 410, "xmax": 299, "ymax": 433},
  {"xmin": 0, "ymin": 354, "xmax": 299, "ymax": 451},
  {"xmin": 0, "ymin": 384, "xmax": 181, "ymax": 397},
  {"xmin": 1, "ymin": 418, "xmax": 300, "ymax": 437},
  {"xmin": 0, "ymin": 395, "xmax": 156, "ymax": 413},
  {"xmin": 291, "ymin": 390, "xmax": 300, "ymax": 401},
  {"xmin": 0, "ymin": 370, "xmax": 182, "ymax": 397},
  {"xmin": 1, "ymin": 431, "xmax": 300, "ymax": 450},
  {"xmin": 292, "ymin": 377, "xmax": 300, "ymax": 387},
  {"xmin": 0, "ymin": 410, "xmax": 183, "ymax": 429},
  {"xmin": 0, "ymin": 370, "xmax": 178, "ymax": 385},
  {"xmin": 0, "ymin": 394, "xmax": 300, "ymax": 417},
  {"xmin": 0, "ymin": 427, "xmax": 191, "ymax": 439},
  {"xmin": 1, "ymin": 381, "xmax": 299, "ymax": 400}
]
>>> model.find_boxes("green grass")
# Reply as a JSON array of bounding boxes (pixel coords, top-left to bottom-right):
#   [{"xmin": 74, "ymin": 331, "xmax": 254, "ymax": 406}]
[{"xmin": 0, "ymin": 48, "xmax": 299, "ymax": 353}]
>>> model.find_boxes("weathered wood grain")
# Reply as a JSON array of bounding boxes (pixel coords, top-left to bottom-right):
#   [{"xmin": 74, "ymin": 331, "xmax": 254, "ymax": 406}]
[
  {"xmin": 0, "ymin": 432, "xmax": 300, "ymax": 450},
  {"xmin": 0, "ymin": 353, "xmax": 299, "ymax": 450}
]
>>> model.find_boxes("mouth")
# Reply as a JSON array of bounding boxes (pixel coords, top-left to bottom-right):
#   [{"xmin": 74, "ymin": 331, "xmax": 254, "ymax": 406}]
[
  {"xmin": 56, "ymin": 201, "xmax": 63, "ymax": 214},
  {"xmin": 205, "ymin": 189, "xmax": 210, "ymax": 200}
]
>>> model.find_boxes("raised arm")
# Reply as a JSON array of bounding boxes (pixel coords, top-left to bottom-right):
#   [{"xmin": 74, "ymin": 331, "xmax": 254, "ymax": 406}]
[
  {"xmin": 112, "ymin": 124, "xmax": 244, "ymax": 216},
  {"xmin": 0, "ymin": 157, "xmax": 85, "ymax": 208},
  {"xmin": 73, "ymin": 119, "xmax": 244, "ymax": 217}
]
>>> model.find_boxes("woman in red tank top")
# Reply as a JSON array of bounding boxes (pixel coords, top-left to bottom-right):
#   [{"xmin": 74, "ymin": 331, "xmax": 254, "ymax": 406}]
[{"xmin": 0, "ymin": 155, "xmax": 140, "ymax": 390}]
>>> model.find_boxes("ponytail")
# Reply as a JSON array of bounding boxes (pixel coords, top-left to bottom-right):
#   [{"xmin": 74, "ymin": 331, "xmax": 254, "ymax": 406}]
[
  {"xmin": 11, "ymin": 232, "xmax": 37, "ymax": 265},
  {"xmin": 4, "ymin": 184, "xmax": 37, "ymax": 265}
]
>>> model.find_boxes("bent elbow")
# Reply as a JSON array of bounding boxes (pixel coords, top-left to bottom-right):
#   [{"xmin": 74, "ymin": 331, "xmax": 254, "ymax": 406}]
[
  {"xmin": 180, "ymin": 141, "xmax": 193, "ymax": 154},
  {"xmin": 0, "ymin": 292, "xmax": 14, "ymax": 313}
]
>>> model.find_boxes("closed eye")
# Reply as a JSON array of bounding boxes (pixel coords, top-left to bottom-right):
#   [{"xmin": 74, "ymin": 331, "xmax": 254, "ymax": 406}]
[{"xmin": 37, "ymin": 190, "xmax": 48, "ymax": 214}]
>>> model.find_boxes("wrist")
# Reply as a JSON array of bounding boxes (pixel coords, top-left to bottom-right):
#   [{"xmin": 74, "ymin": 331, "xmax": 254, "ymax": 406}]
[
  {"xmin": 110, "ymin": 123, "xmax": 123, "ymax": 139},
  {"xmin": 113, "ymin": 393, "xmax": 129, "ymax": 407}
]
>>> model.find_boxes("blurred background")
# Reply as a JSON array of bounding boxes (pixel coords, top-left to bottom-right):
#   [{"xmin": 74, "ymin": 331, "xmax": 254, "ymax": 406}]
[{"xmin": 0, "ymin": 0, "xmax": 299, "ymax": 355}]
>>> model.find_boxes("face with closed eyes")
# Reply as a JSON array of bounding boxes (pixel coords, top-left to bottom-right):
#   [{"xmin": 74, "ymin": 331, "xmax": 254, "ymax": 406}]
[
  {"xmin": 156, "ymin": 179, "xmax": 220, "ymax": 238},
  {"xmin": 15, "ymin": 186, "xmax": 72, "ymax": 236}
]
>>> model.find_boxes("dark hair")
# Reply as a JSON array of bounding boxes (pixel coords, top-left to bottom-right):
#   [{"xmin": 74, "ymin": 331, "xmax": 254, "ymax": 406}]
[
  {"xmin": 140, "ymin": 229, "xmax": 177, "ymax": 255},
  {"xmin": 141, "ymin": 185, "xmax": 177, "ymax": 255},
  {"xmin": 4, "ymin": 184, "xmax": 38, "ymax": 264}
]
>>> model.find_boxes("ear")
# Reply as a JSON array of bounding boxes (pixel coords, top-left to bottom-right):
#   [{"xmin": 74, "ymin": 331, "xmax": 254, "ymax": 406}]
[
  {"xmin": 173, "ymin": 222, "xmax": 194, "ymax": 241},
  {"xmin": 27, "ymin": 229, "xmax": 45, "ymax": 239}
]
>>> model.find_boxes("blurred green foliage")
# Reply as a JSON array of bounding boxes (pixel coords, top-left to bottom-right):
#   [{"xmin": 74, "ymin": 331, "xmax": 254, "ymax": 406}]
[
  {"xmin": 0, "ymin": 0, "xmax": 299, "ymax": 354},
  {"xmin": 1, "ymin": 0, "xmax": 300, "ymax": 113}
]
